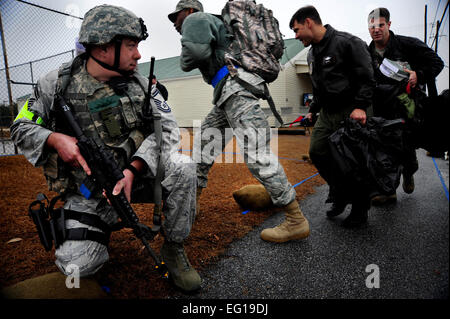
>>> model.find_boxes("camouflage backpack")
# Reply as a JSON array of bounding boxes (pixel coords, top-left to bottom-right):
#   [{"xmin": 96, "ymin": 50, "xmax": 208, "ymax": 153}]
[{"xmin": 222, "ymin": 0, "xmax": 284, "ymax": 83}]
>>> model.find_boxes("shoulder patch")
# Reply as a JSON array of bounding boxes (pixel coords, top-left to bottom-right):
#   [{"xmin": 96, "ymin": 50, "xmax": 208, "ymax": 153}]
[{"xmin": 154, "ymin": 98, "xmax": 171, "ymax": 113}]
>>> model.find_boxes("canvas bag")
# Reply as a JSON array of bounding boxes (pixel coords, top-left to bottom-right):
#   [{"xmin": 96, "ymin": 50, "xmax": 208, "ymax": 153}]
[{"xmin": 222, "ymin": 0, "xmax": 284, "ymax": 83}]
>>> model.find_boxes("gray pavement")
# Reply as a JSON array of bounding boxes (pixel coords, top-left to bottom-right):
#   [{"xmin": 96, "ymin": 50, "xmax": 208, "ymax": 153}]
[{"xmin": 176, "ymin": 149, "xmax": 449, "ymax": 299}]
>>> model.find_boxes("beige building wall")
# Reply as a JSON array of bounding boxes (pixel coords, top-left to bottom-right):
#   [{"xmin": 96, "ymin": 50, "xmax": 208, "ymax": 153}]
[
  {"xmin": 161, "ymin": 75, "xmax": 214, "ymax": 127},
  {"xmin": 264, "ymin": 58, "xmax": 313, "ymax": 126},
  {"xmin": 257, "ymin": 48, "xmax": 313, "ymax": 126}
]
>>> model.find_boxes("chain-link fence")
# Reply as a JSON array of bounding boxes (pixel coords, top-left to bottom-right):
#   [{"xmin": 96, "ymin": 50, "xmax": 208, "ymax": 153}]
[{"xmin": 0, "ymin": 0, "xmax": 83, "ymax": 154}]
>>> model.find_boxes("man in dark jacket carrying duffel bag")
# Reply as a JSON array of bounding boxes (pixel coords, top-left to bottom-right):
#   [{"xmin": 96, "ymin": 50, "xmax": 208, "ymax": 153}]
[
  {"xmin": 290, "ymin": 6, "xmax": 375, "ymax": 227},
  {"xmin": 367, "ymin": 7, "xmax": 444, "ymax": 205}
]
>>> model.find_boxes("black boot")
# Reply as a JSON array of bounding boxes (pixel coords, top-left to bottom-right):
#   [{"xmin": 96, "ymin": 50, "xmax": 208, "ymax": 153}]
[
  {"xmin": 325, "ymin": 185, "xmax": 338, "ymax": 203},
  {"xmin": 342, "ymin": 201, "xmax": 369, "ymax": 228},
  {"xmin": 402, "ymin": 174, "xmax": 415, "ymax": 194},
  {"xmin": 326, "ymin": 202, "xmax": 347, "ymax": 218}
]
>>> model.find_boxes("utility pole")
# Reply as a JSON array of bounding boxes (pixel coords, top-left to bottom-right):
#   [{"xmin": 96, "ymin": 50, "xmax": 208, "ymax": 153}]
[
  {"xmin": 0, "ymin": 10, "xmax": 15, "ymax": 121},
  {"xmin": 424, "ymin": 5, "xmax": 428, "ymax": 43},
  {"xmin": 427, "ymin": 17, "xmax": 439, "ymax": 98},
  {"xmin": 427, "ymin": 1, "xmax": 449, "ymax": 97},
  {"xmin": 435, "ymin": 20, "xmax": 440, "ymax": 52},
  {"xmin": 434, "ymin": 0, "xmax": 449, "ymax": 53}
]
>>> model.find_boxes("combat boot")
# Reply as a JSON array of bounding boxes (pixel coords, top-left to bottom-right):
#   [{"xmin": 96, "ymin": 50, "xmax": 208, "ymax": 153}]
[
  {"xmin": 371, "ymin": 193, "xmax": 397, "ymax": 206},
  {"xmin": 402, "ymin": 174, "xmax": 415, "ymax": 194},
  {"xmin": 260, "ymin": 200, "xmax": 310, "ymax": 243},
  {"xmin": 342, "ymin": 201, "xmax": 369, "ymax": 228},
  {"xmin": 326, "ymin": 201, "xmax": 347, "ymax": 218},
  {"xmin": 160, "ymin": 241, "xmax": 201, "ymax": 293}
]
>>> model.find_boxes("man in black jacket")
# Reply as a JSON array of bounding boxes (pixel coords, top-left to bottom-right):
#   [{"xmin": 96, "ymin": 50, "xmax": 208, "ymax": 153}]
[
  {"xmin": 368, "ymin": 7, "xmax": 444, "ymax": 205},
  {"xmin": 290, "ymin": 6, "xmax": 375, "ymax": 227}
]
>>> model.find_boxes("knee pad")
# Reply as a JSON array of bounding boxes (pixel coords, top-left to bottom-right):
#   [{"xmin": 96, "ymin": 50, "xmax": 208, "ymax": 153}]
[
  {"xmin": 55, "ymin": 238, "xmax": 109, "ymax": 277},
  {"xmin": 52, "ymin": 209, "xmax": 112, "ymax": 277}
]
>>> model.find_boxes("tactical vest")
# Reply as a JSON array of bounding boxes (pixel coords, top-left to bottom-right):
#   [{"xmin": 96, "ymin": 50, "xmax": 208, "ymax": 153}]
[
  {"xmin": 44, "ymin": 54, "xmax": 151, "ymax": 197},
  {"xmin": 30, "ymin": 56, "xmax": 166, "ymax": 254}
]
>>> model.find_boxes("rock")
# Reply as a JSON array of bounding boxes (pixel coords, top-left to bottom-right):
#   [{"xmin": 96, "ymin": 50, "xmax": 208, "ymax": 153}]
[
  {"xmin": 232, "ymin": 184, "xmax": 273, "ymax": 211},
  {"xmin": 1, "ymin": 272, "xmax": 108, "ymax": 299}
]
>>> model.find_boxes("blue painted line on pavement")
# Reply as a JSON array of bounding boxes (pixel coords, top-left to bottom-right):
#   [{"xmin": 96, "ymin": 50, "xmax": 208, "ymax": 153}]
[
  {"xmin": 432, "ymin": 157, "xmax": 449, "ymax": 201},
  {"xmin": 242, "ymin": 172, "xmax": 319, "ymax": 215},
  {"xmin": 292, "ymin": 172, "xmax": 320, "ymax": 188}
]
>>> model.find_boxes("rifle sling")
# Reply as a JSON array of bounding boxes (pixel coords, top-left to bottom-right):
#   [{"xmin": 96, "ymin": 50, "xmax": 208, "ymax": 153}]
[
  {"xmin": 233, "ymin": 76, "xmax": 284, "ymax": 126},
  {"xmin": 150, "ymin": 98, "xmax": 164, "ymax": 230}
]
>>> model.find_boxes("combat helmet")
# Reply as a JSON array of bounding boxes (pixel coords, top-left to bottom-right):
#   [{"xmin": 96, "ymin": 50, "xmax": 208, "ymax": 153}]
[
  {"xmin": 78, "ymin": 4, "xmax": 148, "ymax": 75},
  {"xmin": 79, "ymin": 4, "xmax": 148, "ymax": 45}
]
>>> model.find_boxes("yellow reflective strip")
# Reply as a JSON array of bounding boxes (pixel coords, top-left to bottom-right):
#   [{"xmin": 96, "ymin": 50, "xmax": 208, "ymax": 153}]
[
  {"xmin": 14, "ymin": 99, "xmax": 44, "ymax": 125},
  {"xmin": 15, "ymin": 99, "xmax": 36, "ymax": 122},
  {"xmin": 14, "ymin": 100, "xmax": 28, "ymax": 122}
]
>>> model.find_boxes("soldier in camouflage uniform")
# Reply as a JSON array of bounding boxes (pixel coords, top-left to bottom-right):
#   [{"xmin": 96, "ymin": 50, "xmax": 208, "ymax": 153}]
[
  {"xmin": 11, "ymin": 5, "xmax": 201, "ymax": 293},
  {"xmin": 168, "ymin": 0, "xmax": 310, "ymax": 243}
]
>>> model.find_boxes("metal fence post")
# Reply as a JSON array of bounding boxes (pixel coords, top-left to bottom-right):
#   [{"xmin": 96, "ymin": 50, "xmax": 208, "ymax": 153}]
[{"xmin": 30, "ymin": 61, "xmax": 34, "ymax": 84}]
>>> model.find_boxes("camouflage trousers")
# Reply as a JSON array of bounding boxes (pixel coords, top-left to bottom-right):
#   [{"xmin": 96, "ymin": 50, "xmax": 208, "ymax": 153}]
[
  {"xmin": 55, "ymin": 153, "xmax": 196, "ymax": 277},
  {"xmin": 196, "ymin": 88, "xmax": 296, "ymax": 207}
]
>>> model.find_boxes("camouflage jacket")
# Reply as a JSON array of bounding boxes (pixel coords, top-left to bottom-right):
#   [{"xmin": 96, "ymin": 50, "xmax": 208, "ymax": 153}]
[{"xmin": 11, "ymin": 54, "xmax": 181, "ymax": 197}]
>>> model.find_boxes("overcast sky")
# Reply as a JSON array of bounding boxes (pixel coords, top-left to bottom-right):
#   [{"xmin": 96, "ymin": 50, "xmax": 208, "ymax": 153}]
[
  {"xmin": 2, "ymin": 0, "xmax": 449, "ymax": 93},
  {"xmin": 27, "ymin": 0, "xmax": 446, "ymax": 58}
]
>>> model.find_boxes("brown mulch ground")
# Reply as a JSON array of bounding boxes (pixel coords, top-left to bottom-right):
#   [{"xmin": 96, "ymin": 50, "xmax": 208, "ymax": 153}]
[{"xmin": 0, "ymin": 130, "xmax": 324, "ymax": 298}]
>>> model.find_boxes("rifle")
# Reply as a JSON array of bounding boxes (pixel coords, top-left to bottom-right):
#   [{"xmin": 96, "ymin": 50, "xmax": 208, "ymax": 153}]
[
  {"xmin": 143, "ymin": 56, "xmax": 155, "ymax": 116},
  {"xmin": 141, "ymin": 57, "xmax": 164, "ymax": 232},
  {"xmin": 56, "ymin": 95, "xmax": 168, "ymax": 278}
]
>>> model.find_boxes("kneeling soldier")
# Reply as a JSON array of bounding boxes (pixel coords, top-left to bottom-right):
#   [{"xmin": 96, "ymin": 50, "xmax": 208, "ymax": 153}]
[{"xmin": 11, "ymin": 5, "xmax": 201, "ymax": 293}]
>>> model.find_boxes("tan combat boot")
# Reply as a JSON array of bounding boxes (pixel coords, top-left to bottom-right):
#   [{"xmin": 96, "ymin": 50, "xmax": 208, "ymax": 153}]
[{"xmin": 260, "ymin": 200, "xmax": 310, "ymax": 243}]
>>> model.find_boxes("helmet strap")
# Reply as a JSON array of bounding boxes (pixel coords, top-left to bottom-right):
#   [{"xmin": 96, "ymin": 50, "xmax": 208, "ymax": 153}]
[
  {"xmin": 88, "ymin": 38, "xmax": 133, "ymax": 77},
  {"xmin": 113, "ymin": 38, "xmax": 122, "ymax": 70}
]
